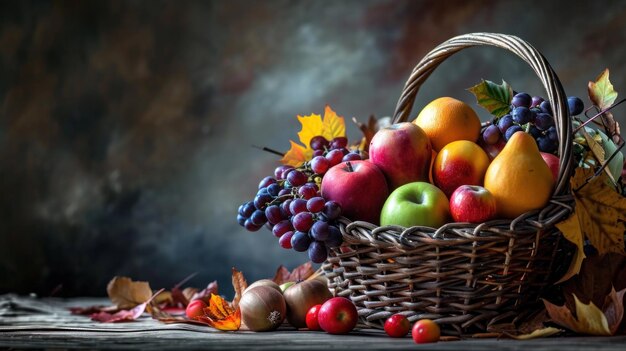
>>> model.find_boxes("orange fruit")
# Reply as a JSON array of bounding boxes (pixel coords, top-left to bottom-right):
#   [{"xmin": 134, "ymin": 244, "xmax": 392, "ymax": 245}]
[
  {"xmin": 413, "ymin": 97, "xmax": 481, "ymax": 152},
  {"xmin": 484, "ymin": 132, "xmax": 554, "ymax": 219}
]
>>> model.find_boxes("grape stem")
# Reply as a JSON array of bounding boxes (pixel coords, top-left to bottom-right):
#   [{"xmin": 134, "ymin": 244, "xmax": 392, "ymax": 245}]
[{"xmin": 252, "ymin": 145, "xmax": 285, "ymax": 157}]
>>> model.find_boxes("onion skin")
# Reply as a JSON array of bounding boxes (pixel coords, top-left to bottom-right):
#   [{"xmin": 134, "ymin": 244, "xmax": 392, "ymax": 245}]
[
  {"xmin": 244, "ymin": 279, "xmax": 282, "ymax": 295},
  {"xmin": 283, "ymin": 279, "xmax": 332, "ymax": 328},
  {"xmin": 240, "ymin": 286, "xmax": 286, "ymax": 332}
]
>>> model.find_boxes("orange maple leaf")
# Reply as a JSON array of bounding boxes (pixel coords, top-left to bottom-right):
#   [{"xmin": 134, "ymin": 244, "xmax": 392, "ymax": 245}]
[
  {"xmin": 195, "ymin": 294, "xmax": 241, "ymax": 331},
  {"xmin": 280, "ymin": 105, "xmax": 346, "ymax": 167}
]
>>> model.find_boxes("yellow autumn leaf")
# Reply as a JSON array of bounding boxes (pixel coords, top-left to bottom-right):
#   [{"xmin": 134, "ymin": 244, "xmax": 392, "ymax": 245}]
[
  {"xmin": 511, "ymin": 327, "xmax": 562, "ymax": 340},
  {"xmin": 297, "ymin": 113, "xmax": 324, "ymax": 150},
  {"xmin": 280, "ymin": 140, "xmax": 311, "ymax": 167},
  {"xmin": 195, "ymin": 294, "xmax": 241, "ymax": 331},
  {"xmin": 555, "ymin": 213, "xmax": 586, "ymax": 284},
  {"xmin": 321, "ymin": 105, "xmax": 345, "ymax": 141},
  {"xmin": 544, "ymin": 295, "xmax": 611, "ymax": 335},
  {"xmin": 571, "ymin": 168, "xmax": 626, "ymax": 255}
]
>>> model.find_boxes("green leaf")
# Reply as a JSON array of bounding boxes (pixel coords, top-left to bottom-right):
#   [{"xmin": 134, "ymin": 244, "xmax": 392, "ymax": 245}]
[
  {"xmin": 598, "ymin": 129, "xmax": 624, "ymax": 186},
  {"xmin": 467, "ymin": 79, "xmax": 513, "ymax": 117},
  {"xmin": 588, "ymin": 69, "xmax": 618, "ymax": 110}
]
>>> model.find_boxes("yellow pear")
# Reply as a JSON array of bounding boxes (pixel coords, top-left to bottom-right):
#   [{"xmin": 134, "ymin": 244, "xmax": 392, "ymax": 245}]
[{"xmin": 484, "ymin": 132, "xmax": 555, "ymax": 219}]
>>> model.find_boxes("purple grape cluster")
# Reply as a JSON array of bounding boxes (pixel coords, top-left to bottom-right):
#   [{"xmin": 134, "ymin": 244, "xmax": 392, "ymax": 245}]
[
  {"xmin": 482, "ymin": 92, "xmax": 584, "ymax": 154},
  {"xmin": 237, "ymin": 135, "xmax": 357, "ymax": 263}
]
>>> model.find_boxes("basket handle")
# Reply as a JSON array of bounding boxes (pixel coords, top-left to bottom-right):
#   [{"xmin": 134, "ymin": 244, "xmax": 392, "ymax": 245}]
[{"xmin": 392, "ymin": 33, "xmax": 573, "ymax": 197}]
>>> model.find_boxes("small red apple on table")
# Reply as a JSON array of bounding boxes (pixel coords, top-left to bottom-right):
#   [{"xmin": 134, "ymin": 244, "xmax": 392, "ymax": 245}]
[
  {"xmin": 318, "ymin": 297, "xmax": 358, "ymax": 334},
  {"xmin": 369, "ymin": 122, "xmax": 432, "ymax": 190},
  {"xmin": 449, "ymin": 185, "xmax": 497, "ymax": 223},
  {"xmin": 305, "ymin": 304, "xmax": 323, "ymax": 331},
  {"xmin": 412, "ymin": 319, "xmax": 440, "ymax": 343},
  {"xmin": 384, "ymin": 314, "xmax": 410, "ymax": 337},
  {"xmin": 321, "ymin": 160, "xmax": 389, "ymax": 224}
]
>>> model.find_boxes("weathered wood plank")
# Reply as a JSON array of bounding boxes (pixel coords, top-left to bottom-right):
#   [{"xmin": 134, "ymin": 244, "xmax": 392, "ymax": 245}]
[{"xmin": 1, "ymin": 295, "xmax": 626, "ymax": 350}]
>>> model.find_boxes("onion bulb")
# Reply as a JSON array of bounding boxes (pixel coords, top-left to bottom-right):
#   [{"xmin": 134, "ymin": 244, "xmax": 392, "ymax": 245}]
[
  {"xmin": 240, "ymin": 286, "xmax": 286, "ymax": 332},
  {"xmin": 283, "ymin": 279, "xmax": 332, "ymax": 328}
]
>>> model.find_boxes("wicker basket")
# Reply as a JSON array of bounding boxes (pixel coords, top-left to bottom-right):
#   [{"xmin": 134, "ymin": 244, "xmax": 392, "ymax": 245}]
[{"xmin": 321, "ymin": 33, "xmax": 576, "ymax": 335}]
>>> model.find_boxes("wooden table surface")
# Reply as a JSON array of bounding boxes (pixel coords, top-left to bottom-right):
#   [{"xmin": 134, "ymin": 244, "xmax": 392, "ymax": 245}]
[{"xmin": 2, "ymin": 294, "xmax": 626, "ymax": 350}]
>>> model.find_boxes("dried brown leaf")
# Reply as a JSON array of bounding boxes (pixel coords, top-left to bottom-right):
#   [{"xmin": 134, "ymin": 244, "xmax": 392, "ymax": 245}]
[
  {"xmin": 231, "ymin": 268, "xmax": 247, "ymax": 309},
  {"xmin": 106, "ymin": 276, "xmax": 152, "ymax": 309},
  {"xmin": 272, "ymin": 265, "xmax": 291, "ymax": 285}
]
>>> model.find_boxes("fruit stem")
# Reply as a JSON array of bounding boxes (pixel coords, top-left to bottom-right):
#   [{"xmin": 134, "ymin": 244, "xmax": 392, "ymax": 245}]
[
  {"xmin": 346, "ymin": 161, "xmax": 354, "ymax": 172},
  {"xmin": 252, "ymin": 145, "xmax": 285, "ymax": 157}
]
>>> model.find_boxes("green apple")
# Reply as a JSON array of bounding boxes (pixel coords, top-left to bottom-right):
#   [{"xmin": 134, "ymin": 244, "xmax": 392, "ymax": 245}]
[{"xmin": 380, "ymin": 182, "xmax": 450, "ymax": 228}]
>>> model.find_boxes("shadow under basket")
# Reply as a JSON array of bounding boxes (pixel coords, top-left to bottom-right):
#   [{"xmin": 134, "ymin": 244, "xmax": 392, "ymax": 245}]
[{"xmin": 321, "ymin": 33, "xmax": 576, "ymax": 335}]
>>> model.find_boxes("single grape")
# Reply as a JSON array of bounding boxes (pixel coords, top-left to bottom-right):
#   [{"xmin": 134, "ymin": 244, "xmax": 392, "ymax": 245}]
[
  {"xmin": 238, "ymin": 203, "xmax": 245, "ymax": 216},
  {"xmin": 539, "ymin": 100, "xmax": 552, "ymax": 115},
  {"xmin": 310, "ymin": 156, "xmax": 330, "ymax": 175},
  {"xmin": 547, "ymin": 126, "xmax": 558, "ymax": 142},
  {"xmin": 254, "ymin": 193, "xmax": 273, "ymax": 210},
  {"xmin": 307, "ymin": 197, "xmax": 325, "ymax": 213},
  {"xmin": 531, "ymin": 96, "xmax": 544, "ymax": 107},
  {"xmin": 511, "ymin": 92, "xmax": 532, "ymax": 108},
  {"xmin": 497, "ymin": 114, "xmax": 514, "ymax": 134},
  {"xmin": 293, "ymin": 211, "xmax": 314, "ymax": 232},
  {"xmin": 310, "ymin": 135, "xmax": 330, "ymax": 151},
  {"xmin": 298, "ymin": 185, "xmax": 317, "ymax": 200},
  {"xmin": 537, "ymin": 136, "xmax": 557, "ymax": 153},
  {"xmin": 310, "ymin": 221, "xmax": 330, "ymax": 241},
  {"xmin": 287, "ymin": 170, "xmax": 307, "ymax": 187},
  {"xmin": 279, "ymin": 231, "xmax": 294, "ymax": 249},
  {"xmin": 274, "ymin": 165, "xmax": 293, "ymax": 180},
  {"xmin": 289, "ymin": 198, "xmax": 308, "ymax": 215},
  {"xmin": 504, "ymin": 125, "xmax": 524, "ymax": 141},
  {"xmin": 267, "ymin": 183, "xmax": 282, "ymax": 197},
  {"xmin": 244, "ymin": 219, "xmax": 262, "ymax": 232},
  {"xmin": 305, "ymin": 182, "xmax": 319, "ymax": 191},
  {"xmin": 528, "ymin": 125, "xmax": 543, "ymax": 139},
  {"xmin": 308, "ymin": 241, "xmax": 328, "ymax": 263},
  {"xmin": 330, "ymin": 136, "xmax": 348, "ymax": 149},
  {"xmin": 482, "ymin": 125, "xmax": 501, "ymax": 145},
  {"xmin": 325, "ymin": 225, "xmax": 343, "ymax": 248},
  {"xmin": 237, "ymin": 214, "xmax": 246, "ymax": 226},
  {"xmin": 291, "ymin": 231, "xmax": 312, "ymax": 252},
  {"xmin": 272, "ymin": 220, "xmax": 293, "ymax": 238},
  {"xmin": 258, "ymin": 176, "xmax": 276, "ymax": 189},
  {"xmin": 342, "ymin": 152, "xmax": 362, "ymax": 162},
  {"xmin": 250, "ymin": 210, "xmax": 267, "ymax": 226},
  {"xmin": 313, "ymin": 149, "xmax": 325, "ymax": 157},
  {"xmin": 241, "ymin": 201, "xmax": 256, "ymax": 217},
  {"xmin": 323, "ymin": 201, "xmax": 342, "ymax": 220},
  {"xmin": 568, "ymin": 96, "xmax": 584, "ymax": 116},
  {"xmin": 512, "ymin": 106, "xmax": 531, "ymax": 124},
  {"xmin": 534, "ymin": 113, "xmax": 555, "ymax": 131},
  {"xmin": 278, "ymin": 188, "xmax": 291, "ymax": 197},
  {"xmin": 326, "ymin": 149, "xmax": 344, "ymax": 166},
  {"xmin": 265, "ymin": 205, "xmax": 283, "ymax": 225},
  {"xmin": 257, "ymin": 187, "xmax": 269, "ymax": 196}
]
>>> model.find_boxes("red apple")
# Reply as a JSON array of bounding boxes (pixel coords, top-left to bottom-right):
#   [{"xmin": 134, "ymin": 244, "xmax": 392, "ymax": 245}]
[
  {"xmin": 185, "ymin": 299, "xmax": 207, "ymax": 319},
  {"xmin": 412, "ymin": 319, "xmax": 440, "ymax": 344},
  {"xmin": 432, "ymin": 140, "xmax": 490, "ymax": 198},
  {"xmin": 540, "ymin": 152, "xmax": 560, "ymax": 182},
  {"xmin": 305, "ymin": 304, "xmax": 323, "ymax": 331},
  {"xmin": 321, "ymin": 160, "xmax": 389, "ymax": 224},
  {"xmin": 318, "ymin": 297, "xmax": 358, "ymax": 334},
  {"xmin": 449, "ymin": 185, "xmax": 496, "ymax": 223},
  {"xmin": 384, "ymin": 314, "xmax": 410, "ymax": 338},
  {"xmin": 369, "ymin": 122, "xmax": 432, "ymax": 190}
]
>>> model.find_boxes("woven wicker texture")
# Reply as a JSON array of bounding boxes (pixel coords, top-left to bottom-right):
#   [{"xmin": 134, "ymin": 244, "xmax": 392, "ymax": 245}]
[{"xmin": 322, "ymin": 33, "xmax": 575, "ymax": 335}]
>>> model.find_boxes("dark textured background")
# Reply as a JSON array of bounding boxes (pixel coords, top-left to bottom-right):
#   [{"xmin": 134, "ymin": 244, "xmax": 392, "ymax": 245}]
[{"xmin": 1, "ymin": 0, "xmax": 625, "ymax": 297}]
